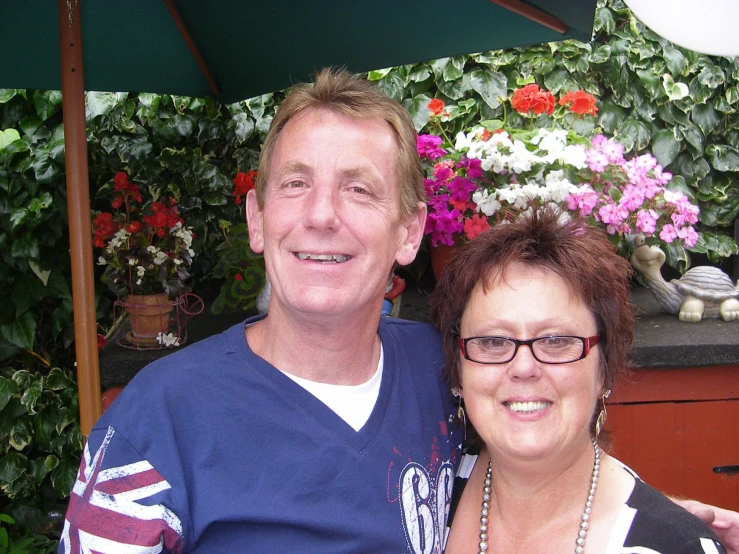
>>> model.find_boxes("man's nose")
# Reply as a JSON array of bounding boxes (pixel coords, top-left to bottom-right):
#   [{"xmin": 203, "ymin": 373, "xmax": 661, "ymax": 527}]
[{"xmin": 304, "ymin": 186, "xmax": 340, "ymax": 230}]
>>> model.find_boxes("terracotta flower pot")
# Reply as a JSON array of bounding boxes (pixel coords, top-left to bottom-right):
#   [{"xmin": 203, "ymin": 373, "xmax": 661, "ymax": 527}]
[
  {"xmin": 429, "ymin": 242, "xmax": 459, "ymax": 282},
  {"xmin": 124, "ymin": 293, "xmax": 173, "ymax": 346}
]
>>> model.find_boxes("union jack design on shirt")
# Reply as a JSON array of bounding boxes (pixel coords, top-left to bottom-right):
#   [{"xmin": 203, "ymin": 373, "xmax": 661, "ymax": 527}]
[{"xmin": 59, "ymin": 427, "xmax": 184, "ymax": 554}]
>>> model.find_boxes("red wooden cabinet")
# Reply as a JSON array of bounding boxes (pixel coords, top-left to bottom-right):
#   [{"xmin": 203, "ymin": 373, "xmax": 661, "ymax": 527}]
[{"xmin": 606, "ymin": 364, "xmax": 739, "ymax": 510}]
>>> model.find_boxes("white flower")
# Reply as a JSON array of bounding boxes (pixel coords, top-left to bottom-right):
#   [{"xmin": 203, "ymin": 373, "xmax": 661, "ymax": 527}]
[
  {"xmin": 154, "ymin": 251, "xmax": 169, "ymax": 265},
  {"xmin": 136, "ymin": 279, "xmax": 142, "ymax": 285},
  {"xmin": 187, "ymin": 248, "xmax": 195, "ymax": 257},
  {"xmin": 97, "ymin": 256, "xmax": 107, "ymax": 265},
  {"xmin": 128, "ymin": 258, "xmax": 138, "ymax": 266},
  {"xmin": 146, "ymin": 245, "xmax": 158, "ymax": 254},
  {"xmin": 173, "ymin": 259, "xmax": 182, "ymax": 265},
  {"xmin": 156, "ymin": 332, "xmax": 180, "ymax": 347},
  {"xmin": 472, "ymin": 189, "xmax": 501, "ymax": 216},
  {"xmin": 136, "ymin": 265, "xmax": 145, "ymax": 277}
]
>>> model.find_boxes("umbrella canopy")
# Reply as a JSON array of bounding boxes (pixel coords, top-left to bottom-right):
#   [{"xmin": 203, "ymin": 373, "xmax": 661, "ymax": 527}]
[
  {"xmin": 0, "ymin": 0, "xmax": 597, "ymax": 435},
  {"xmin": 4, "ymin": 0, "xmax": 596, "ymax": 103}
]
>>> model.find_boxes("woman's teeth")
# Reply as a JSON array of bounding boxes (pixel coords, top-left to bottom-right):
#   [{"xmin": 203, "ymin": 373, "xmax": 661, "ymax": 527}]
[{"xmin": 505, "ymin": 401, "xmax": 550, "ymax": 414}]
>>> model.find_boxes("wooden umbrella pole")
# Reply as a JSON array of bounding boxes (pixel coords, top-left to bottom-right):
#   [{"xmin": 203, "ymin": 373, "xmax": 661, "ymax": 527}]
[
  {"xmin": 58, "ymin": 0, "xmax": 101, "ymax": 437},
  {"xmin": 489, "ymin": 0, "xmax": 569, "ymax": 34}
]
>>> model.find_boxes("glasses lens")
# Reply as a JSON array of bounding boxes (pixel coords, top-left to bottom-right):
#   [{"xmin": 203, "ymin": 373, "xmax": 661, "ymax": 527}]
[
  {"xmin": 466, "ymin": 337, "xmax": 516, "ymax": 363},
  {"xmin": 532, "ymin": 336, "xmax": 584, "ymax": 363}
]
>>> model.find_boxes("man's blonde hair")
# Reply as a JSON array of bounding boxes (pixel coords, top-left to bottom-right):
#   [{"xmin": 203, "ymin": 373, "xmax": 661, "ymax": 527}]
[{"xmin": 255, "ymin": 67, "xmax": 425, "ymax": 220}]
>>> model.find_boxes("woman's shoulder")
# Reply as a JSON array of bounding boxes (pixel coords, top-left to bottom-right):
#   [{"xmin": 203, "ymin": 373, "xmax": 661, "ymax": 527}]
[{"xmin": 620, "ymin": 478, "xmax": 726, "ymax": 553}]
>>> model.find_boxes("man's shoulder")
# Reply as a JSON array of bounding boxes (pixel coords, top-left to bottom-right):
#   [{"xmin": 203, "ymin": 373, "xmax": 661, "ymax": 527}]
[{"xmin": 380, "ymin": 317, "xmax": 440, "ymax": 342}]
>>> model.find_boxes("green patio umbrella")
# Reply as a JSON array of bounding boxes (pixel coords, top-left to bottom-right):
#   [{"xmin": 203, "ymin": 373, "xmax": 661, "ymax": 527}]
[{"xmin": 0, "ymin": 0, "xmax": 597, "ymax": 435}]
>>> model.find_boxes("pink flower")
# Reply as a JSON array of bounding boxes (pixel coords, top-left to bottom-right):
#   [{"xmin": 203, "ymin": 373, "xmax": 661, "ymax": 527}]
[
  {"xmin": 566, "ymin": 188, "xmax": 599, "ymax": 216},
  {"xmin": 635, "ymin": 209, "xmax": 658, "ymax": 235},
  {"xmin": 659, "ymin": 224, "xmax": 679, "ymax": 243},
  {"xmin": 597, "ymin": 203, "xmax": 628, "ymax": 226},
  {"xmin": 677, "ymin": 226, "xmax": 699, "ymax": 248},
  {"xmin": 447, "ymin": 177, "xmax": 476, "ymax": 202}
]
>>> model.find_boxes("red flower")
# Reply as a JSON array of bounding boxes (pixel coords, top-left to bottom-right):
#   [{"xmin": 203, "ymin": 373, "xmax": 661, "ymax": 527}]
[
  {"xmin": 126, "ymin": 221, "xmax": 143, "ymax": 233},
  {"xmin": 234, "ymin": 273, "xmax": 244, "ymax": 281},
  {"xmin": 97, "ymin": 333, "xmax": 108, "ymax": 350},
  {"xmin": 559, "ymin": 90, "xmax": 598, "ymax": 117},
  {"xmin": 428, "ymin": 98, "xmax": 445, "ymax": 116},
  {"xmin": 463, "ymin": 214, "xmax": 491, "ymax": 240},
  {"xmin": 113, "ymin": 172, "xmax": 129, "ymax": 190},
  {"xmin": 233, "ymin": 170, "xmax": 258, "ymax": 204},
  {"xmin": 511, "ymin": 84, "xmax": 555, "ymax": 116}
]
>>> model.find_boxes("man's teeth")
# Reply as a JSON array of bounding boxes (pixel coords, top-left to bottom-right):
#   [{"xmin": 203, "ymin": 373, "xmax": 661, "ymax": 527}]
[
  {"xmin": 506, "ymin": 401, "xmax": 550, "ymax": 413},
  {"xmin": 295, "ymin": 253, "xmax": 350, "ymax": 263}
]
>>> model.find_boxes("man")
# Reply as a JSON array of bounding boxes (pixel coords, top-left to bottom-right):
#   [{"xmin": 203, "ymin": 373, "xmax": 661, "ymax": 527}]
[
  {"xmin": 60, "ymin": 68, "xmax": 461, "ymax": 553},
  {"xmin": 61, "ymin": 68, "xmax": 739, "ymax": 554}
]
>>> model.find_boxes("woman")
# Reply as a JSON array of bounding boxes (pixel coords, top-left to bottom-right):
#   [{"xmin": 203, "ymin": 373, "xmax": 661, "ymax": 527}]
[{"xmin": 430, "ymin": 208, "xmax": 726, "ymax": 553}]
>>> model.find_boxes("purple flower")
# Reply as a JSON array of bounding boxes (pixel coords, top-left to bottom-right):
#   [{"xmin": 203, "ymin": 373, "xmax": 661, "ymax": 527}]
[
  {"xmin": 417, "ymin": 134, "xmax": 446, "ymax": 160},
  {"xmin": 457, "ymin": 157, "xmax": 483, "ymax": 179},
  {"xmin": 447, "ymin": 177, "xmax": 476, "ymax": 202},
  {"xmin": 434, "ymin": 165, "xmax": 454, "ymax": 181},
  {"xmin": 425, "ymin": 210, "xmax": 463, "ymax": 247}
]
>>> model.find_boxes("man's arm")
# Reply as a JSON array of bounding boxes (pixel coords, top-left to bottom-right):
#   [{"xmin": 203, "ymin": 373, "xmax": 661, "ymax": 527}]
[
  {"xmin": 673, "ymin": 499, "xmax": 739, "ymax": 554},
  {"xmin": 59, "ymin": 426, "xmax": 186, "ymax": 554}
]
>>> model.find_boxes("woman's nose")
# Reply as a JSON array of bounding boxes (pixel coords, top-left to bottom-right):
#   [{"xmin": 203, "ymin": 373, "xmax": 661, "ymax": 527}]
[{"xmin": 507, "ymin": 344, "xmax": 542, "ymax": 380}]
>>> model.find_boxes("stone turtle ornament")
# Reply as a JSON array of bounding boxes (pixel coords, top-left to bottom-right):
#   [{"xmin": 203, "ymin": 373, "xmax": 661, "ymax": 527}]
[{"xmin": 630, "ymin": 235, "xmax": 739, "ymax": 322}]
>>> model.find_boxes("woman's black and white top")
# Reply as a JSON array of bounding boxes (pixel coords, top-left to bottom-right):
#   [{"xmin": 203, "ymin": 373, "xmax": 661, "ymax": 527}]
[{"xmin": 446, "ymin": 453, "xmax": 727, "ymax": 553}]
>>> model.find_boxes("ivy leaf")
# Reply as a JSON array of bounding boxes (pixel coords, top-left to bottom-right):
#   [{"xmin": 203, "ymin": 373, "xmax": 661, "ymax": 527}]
[
  {"xmin": 20, "ymin": 378, "xmax": 42, "ymax": 415},
  {"xmin": 51, "ymin": 459, "xmax": 77, "ymax": 498},
  {"xmin": 30, "ymin": 455, "xmax": 59, "ymax": 484},
  {"xmin": 699, "ymin": 192, "xmax": 739, "ymax": 227},
  {"xmin": 651, "ymin": 130, "xmax": 680, "ymax": 167},
  {"xmin": 697, "ymin": 64, "xmax": 725, "ymax": 89},
  {"xmin": 0, "ymin": 376, "xmax": 18, "ymax": 411},
  {"xmin": 0, "ymin": 451, "xmax": 27, "ymax": 484},
  {"xmin": 9, "ymin": 419, "xmax": 33, "ymax": 451},
  {"xmin": 662, "ymin": 74, "xmax": 689, "ymax": 101},
  {"xmin": 33, "ymin": 408, "xmax": 56, "ymax": 450},
  {"xmin": 86, "ymin": 92, "xmax": 118, "ymax": 120},
  {"xmin": 616, "ymin": 118, "xmax": 651, "ymax": 152},
  {"xmin": 0, "ymin": 128, "xmax": 21, "ymax": 150},
  {"xmin": 0, "ymin": 311, "xmax": 36, "ymax": 350},
  {"xmin": 228, "ymin": 112, "xmax": 254, "ymax": 144},
  {"xmin": 597, "ymin": 100, "xmax": 627, "ymax": 135},
  {"xmin": 45, "ymin": 367, "xmax": 71, "ymax": 390},
  {"xmin": 707, "ymin": 144, "xmax": 739, "ymax": 171},
  {"xmin": 692, "ymin": 104, "xmax": 721, "ymax": 137},
  {"xmin": 467, "ymin": 69, "xmax": 506, "ymax": 110},
  {"xmin": 404, "ymin": 94, "xmax": 432, "ymax": 132},
  {"xmin": 662, "ymin": 47, "xmax": 688, "ymax": 76}
]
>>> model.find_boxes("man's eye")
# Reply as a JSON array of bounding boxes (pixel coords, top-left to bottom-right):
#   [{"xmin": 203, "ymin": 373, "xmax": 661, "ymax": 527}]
[
  {"xmin": 286, "ymin": 180, "xmax": 305, "ymax": 189},
  {"xmin": 349, "ymin": 186, "xmax": 369, "ymax": 195}
]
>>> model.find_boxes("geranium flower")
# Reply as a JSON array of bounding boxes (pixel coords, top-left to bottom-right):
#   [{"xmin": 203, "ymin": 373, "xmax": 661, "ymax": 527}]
[
  {"xmin": 559, "ymin": 90, "xmax": 598, "ymax": 117},
  {"xmin": 511, "ymin": 84, "xmax": 555, "ymax": 115},
  {"xmin": 428, "ymin": 98, "xmax": 445, "ymax": 116}
]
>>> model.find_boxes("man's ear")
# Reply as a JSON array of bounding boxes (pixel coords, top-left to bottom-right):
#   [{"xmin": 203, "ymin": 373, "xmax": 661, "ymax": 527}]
[
  {"xmin": 395, "ymin": 202, "xmax": 427, "ymax": 267},
  {"xmin": 245, "ymin": 189, "xmax": 264, "ymax": 253}
]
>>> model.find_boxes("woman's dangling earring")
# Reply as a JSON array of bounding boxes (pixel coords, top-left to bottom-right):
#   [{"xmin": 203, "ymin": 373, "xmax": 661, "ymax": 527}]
[
  {"xmin": 451, "ymin": 387, "xmax": 467, "ymax": 441},
  {"xmin": 596, "ymin": 389, "xmax": 611, "ymax": 438}
]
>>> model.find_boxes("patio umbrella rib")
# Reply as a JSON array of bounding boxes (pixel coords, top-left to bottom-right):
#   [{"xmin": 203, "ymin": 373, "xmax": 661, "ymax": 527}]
[
  {"xmin": 489, "ymin": 0, "xmax": 569, "ymax": 34},
  {"xmin": 162, "ymin": 0, "xmax": 221, "ymax": 97}
]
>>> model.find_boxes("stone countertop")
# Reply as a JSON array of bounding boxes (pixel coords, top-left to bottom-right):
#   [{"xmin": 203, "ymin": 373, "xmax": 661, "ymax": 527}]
[{"xmin": 99, "ymin": 286, "xmax": 739, "ymax": 389}]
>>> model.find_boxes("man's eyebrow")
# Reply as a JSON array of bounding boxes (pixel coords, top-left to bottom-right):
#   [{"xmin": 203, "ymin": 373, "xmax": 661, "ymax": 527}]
[
  {"xmin": 274, "ymin": 161, "xmax": 312, "ymax": 180},
  {"xmin": 339, "ymin": 166, "xmax": 382, "ymax": 184}
]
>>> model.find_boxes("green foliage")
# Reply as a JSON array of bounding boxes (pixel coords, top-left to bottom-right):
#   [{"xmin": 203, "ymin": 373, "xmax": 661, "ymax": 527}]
[
  {"xmin": 371, "ymin": 0, "xmax": 739, "ymax": 268},
  {"xmin": 0, "ymin": 514, "xmax": 58, "ymax": 554},
  {"xmin": 210, "ymin": 223, "xmax": 266, "ymax": 314},
  {"xmin": 0, "ymin": 366, "xmax": 79, "ymax": 541}
]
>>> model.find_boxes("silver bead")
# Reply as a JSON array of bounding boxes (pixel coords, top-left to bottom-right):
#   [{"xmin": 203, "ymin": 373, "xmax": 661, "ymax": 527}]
[
  {"xmin": 480, "ymin": 524, "xmax": 487, "ymax": 532},
  {"xmin": 479, "ymin": 541, "xmax": 488, "ymax": 551},
  {"xmin": 576, "ymin": 537, "xmax": 584, "ymax": 546},
  {"xmin": 575, "ymin": 547, "xmax": 584, "ymax": 554}
]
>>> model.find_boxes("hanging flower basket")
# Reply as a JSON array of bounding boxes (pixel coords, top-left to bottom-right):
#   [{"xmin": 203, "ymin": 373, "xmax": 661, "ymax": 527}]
[{"xmin": 113, "ymin": 293, "xmax": 204, "ymax": 350}]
